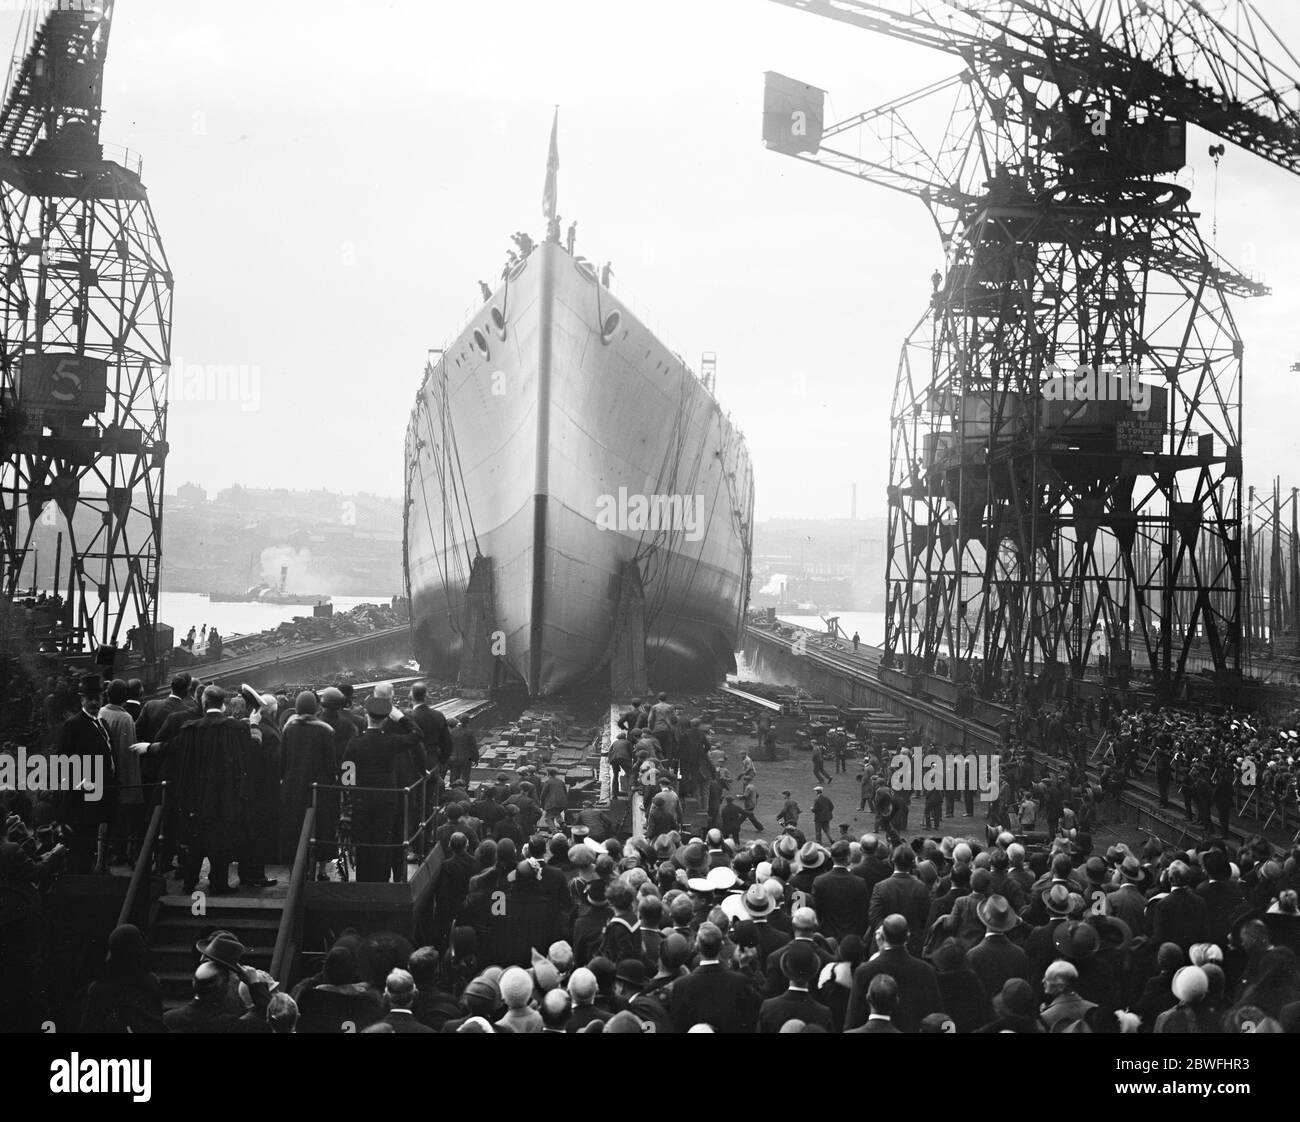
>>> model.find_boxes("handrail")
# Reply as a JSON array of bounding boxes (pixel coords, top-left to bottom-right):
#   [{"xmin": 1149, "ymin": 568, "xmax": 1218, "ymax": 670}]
[
  {"xmin": 311, "ymin": 771, "xmax": 439, "ymax": 851},
  {"xmin": 312, "ymin": 781, "xmax": 417, "ymax": 795},
  {"xmin": 100, "ymin": 142, "xmax": 143, "ymax": 176},
  {"xmin": 271, "ymin": 807, "xmax": 315, "ymax": 985},
  {"xmin": 115, "ymin": 802, "xmax": 163, "ymax": 929}
]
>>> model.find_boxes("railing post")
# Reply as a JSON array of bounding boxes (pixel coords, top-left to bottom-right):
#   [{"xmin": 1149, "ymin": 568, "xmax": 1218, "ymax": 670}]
[
  {"xmin": 420, "ymin": 776, "xmax": 428, "ymax": 857},
  {"xmin": 157, "ymin": 779, "xmax": 168, "ymax": 851},
  {"xmin": 271, "ymin": 808, "xmax": 315, "ymax": 986},
  {"xmin": 402, "ymin": 784, "xmax": 410, "ymax": 867},
  {"xmin": 116, "ymin": 804, "xmax": 163, "ymax": 930}
]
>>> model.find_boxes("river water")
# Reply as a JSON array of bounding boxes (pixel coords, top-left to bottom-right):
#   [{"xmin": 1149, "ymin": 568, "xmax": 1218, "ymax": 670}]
[
  {"xmin": 777, "ymin": 610, "xmax": 887, "ymax": 646},
  {"xmin": 27, "ymin": 589, "xmax": 395, "ymax": 643},
  {"xmin": 160, "ymin": 591, "xmax": 394, "ymax": 640}
]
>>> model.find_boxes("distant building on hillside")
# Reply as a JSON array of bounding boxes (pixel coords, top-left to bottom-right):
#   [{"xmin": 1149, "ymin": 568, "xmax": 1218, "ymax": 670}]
[
  {"xmin": 176, "ymin": 481, "xmax": 207, "ymax": 505},
  {"xmin": 215, "ymin": 484, "xmax": 250, "ymax": 508},
  {"xmin": 751, "ymin": 516, "xmax": 889, "ymax": 611}
]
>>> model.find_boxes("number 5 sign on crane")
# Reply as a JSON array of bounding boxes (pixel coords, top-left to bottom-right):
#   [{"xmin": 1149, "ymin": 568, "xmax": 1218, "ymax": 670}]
[{"xmin": 49, "ymin": 357, "xmax": 85, "ymax": 401}]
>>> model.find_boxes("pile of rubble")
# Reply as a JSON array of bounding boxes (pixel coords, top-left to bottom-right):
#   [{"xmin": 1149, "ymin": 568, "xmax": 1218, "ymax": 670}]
[{"xmin": 222, "ymin": 602, "xmax": 406, "ymax": 656}]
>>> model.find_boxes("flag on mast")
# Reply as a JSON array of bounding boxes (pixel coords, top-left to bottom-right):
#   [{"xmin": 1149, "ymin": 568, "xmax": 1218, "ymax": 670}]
[{"xmin": 542, "ymin": 108, "xmax": 559, "ymax": 221}]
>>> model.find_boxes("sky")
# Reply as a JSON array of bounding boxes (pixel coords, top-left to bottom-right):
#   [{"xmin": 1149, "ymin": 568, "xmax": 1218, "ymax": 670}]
[{"xmin": 7, "ymin": 0, "xmax": 1300, "ymax": 521}]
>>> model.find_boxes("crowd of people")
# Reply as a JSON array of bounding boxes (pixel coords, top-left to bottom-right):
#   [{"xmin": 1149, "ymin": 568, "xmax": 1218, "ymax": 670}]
[
  {"xmin": 11, "ymin": 676, "xmax": 1298, "ymax": 1034},
  {"xmin": 990, "ymin": 696, "xmax": 1300, "ymax": 838},
  {"xmin": 1, "ymin": 668, "xmax": 481, "ymax": 1028},
  {"xmin": 2, "ymin": 670, "xmax": 468, "ymax": 885},
  {"xmin": 53, "ymin": 808, "xmax": 1300, "ymax": 1033}
]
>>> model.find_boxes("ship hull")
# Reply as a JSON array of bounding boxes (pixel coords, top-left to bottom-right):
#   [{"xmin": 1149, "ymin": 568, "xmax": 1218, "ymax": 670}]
[{"xmin": 404, "ymin": 241, "xmax": 754, "ymax": 695}]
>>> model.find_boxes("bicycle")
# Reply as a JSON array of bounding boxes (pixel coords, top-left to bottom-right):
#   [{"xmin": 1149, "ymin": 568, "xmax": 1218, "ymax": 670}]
[{"xmin": 333, "ymin": 801, "xmax": 355, "ymax": 883}]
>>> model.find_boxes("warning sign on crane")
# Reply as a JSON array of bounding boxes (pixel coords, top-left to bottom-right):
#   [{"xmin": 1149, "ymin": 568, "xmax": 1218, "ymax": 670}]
[{"xmin": 1115, "ymin": 416, "xmax": 1165, "ymax": 453}]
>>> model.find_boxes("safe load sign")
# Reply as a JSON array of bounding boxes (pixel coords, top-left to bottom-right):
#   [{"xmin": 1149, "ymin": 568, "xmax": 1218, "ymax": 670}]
[{"xmin": 1116, "ymin": 416, "xmax": 1165, "ymax": 453}]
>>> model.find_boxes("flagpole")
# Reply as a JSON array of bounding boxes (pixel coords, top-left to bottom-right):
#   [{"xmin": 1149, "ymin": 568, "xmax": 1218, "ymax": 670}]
[{"xmin": 543, "ymin": 105, "xmax": 560, "ymax": 243}]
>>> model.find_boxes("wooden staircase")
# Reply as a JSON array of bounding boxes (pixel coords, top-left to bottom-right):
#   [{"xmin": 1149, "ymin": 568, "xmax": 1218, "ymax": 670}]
[{"xmin": 148, "ymin": 892, "xmax": 284, "ymax": 1008}]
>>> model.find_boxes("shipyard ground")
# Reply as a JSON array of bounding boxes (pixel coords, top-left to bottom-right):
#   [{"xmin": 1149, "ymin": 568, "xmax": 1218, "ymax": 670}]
[{"xmin": 688, "ymin": 719, "xmax": 1155, "ymax": 854}]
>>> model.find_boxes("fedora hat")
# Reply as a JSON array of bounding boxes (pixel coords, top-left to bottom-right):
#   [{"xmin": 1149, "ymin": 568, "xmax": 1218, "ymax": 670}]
[
  {"xmin": 1091, "ymin": 914, "xmax": 1133, "ymax": 954},
  {"xmin": 1120, "ymin": 855, "xmax": 1144, "ymax": 883},
  {"xmin": 781, "ymin": 940, "xmax": 819, "ymax": 984},
  {"xmin": 797, "ymin": 843, "xmax": 828, "ymax": 873},
  {"xmin": 977, "ymin": 894, "xmax": 1018, "ymax": 934},
  {"xmin": 77, "ymin": 674, "xmax": 103, "ymax": 696},
  {"xmin": 1044, "ymin": 883, "xmax": 1073, "ymax": 917},
  {"xmin": 1053, "ymin": 919, "xmax": 1099, "ymax": 961},
  {"xmin": 742, "ymin": 882, "xmax": 776, "ymax": 919},
  {"xmin": 195, "ymin": 931, "xmax": 246, "ymax": 972}
]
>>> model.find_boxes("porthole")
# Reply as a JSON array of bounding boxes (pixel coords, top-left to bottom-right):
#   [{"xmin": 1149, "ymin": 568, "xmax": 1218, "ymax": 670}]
[
  {"xmin": 600, "ymin": 310, "xmax": 621, "ymax": 344},
  {"xmin": 472, "ymin": 329, "xmax": 490, "ymax": 359},
  {"xmin": 489, "ymin": 306, "xmax": 507, "ymax": 341}
]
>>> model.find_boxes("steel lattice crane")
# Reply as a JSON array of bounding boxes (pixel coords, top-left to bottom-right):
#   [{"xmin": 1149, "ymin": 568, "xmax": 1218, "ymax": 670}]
[
  {"xmin": 763, "ymin": 0, "xmax": 1300, "ymax": 704},
  {"xmin": 0, "ymin": 1, "xmax": 173, "ymax": 684}
]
